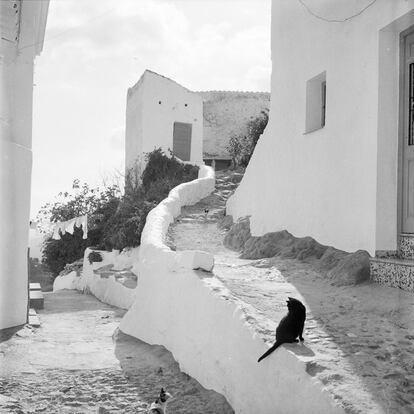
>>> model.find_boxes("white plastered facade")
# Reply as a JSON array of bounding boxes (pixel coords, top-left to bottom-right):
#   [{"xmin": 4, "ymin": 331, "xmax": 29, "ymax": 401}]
[
  {"xmin": 0, "ymin": 0, "xmax": 49, "ymax": 329},
  {"xmin": 227, "ymin": 0, "xmax": 414, "ymax": 256},
  {"xmin": 125, "ymin": 70, "xmax": 203, "ymax": 175}
]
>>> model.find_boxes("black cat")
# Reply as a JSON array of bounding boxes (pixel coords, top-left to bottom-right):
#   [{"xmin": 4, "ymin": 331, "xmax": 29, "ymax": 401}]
[{"xmin": 257, "ymin": 297, "xmax": 306, "ymax": 363}]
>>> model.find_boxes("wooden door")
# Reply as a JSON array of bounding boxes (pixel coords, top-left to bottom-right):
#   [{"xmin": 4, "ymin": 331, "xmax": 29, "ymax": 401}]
[
  {"xmin": 402, "ymin": 31, "xmax": 414, "ymax": 233},
  {"xmin": 173, "ymin": 122, "xmax": 192, "ymax": 161}
]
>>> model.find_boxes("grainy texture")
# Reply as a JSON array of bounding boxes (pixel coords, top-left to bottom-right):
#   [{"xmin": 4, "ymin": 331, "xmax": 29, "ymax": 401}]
[
  {"xmin": 0, "ymin": 291, "xmax": 233, "ymax": 414},
  {"xmin": 168, "ymin": 169, "xmax": 414, "ymax": 414},
  {"xmin": 200, "ymin": 91, "xmax": 270, "ymax": 158}
]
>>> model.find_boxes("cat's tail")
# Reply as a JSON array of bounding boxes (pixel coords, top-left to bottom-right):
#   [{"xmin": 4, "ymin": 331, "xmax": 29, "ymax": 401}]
[{"xmin": 257, "ymin": 341, "xmax": 282, "ymax": 362}]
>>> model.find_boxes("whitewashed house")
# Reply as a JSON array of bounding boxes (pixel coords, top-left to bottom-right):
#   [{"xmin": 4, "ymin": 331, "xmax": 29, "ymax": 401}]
[
  {"xmin": 0, "ymin": 0, "xmax": 49, "ymax": 329},
  {"xmin": 227, "ymin": 0, "xmax": 414, "ymax": 290},
  {"xmin": 125, "ymin": 70, "xmax": 203, "ymax": 175}
]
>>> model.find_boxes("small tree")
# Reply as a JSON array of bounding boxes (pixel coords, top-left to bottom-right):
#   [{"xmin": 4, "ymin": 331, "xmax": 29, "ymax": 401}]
[
  {"xmin": 38, "ymin": 149, "xmax": 199, "ymax": 277},
  {"xmin": 103, "ymin": 148, "xmax": 199, "ymax": 250},
  {"xmin": 247, "ymin": 110, "xmax": 269, "ymax": 155},
  {"xmin": 226, "ymin": 110, "xmax": 269, "ymax": 168}
]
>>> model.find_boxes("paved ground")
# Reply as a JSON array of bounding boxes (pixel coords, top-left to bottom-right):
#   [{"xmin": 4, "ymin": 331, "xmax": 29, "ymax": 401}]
[
  {"xmin": 168, "ymin": 169, "xmax": 414, "ymax": 414},
  {"xmin": 0, "ymin": 291, "xmax": 233, "ymax": 413}
]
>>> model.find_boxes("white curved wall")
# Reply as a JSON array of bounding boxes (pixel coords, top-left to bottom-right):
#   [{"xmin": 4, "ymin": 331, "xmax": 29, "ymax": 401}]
[
  {"xmin": 228, "ymin": 0, "xmax": 414, "ymax": 255},
  {"xmin": 119, "ymin": 164, "xmax": 343, "ymax": 413},
  {"xmin": 53, "ymin": 248, "xmax": 138, "ymax": 310},
  {"xmin": 120, "ymin": 256, "xmax": 343, "ymax": 414},
  {"xmin": 53, "ymin": 164, "xmax": 342, "ymax": 412},
  {"xmin": 53, "ymin": 166, "xmax": 215, "ymax": 311}
]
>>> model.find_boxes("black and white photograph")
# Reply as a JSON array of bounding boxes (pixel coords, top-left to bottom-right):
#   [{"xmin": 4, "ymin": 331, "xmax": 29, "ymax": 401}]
[{"xmin": 1, "ymin": 0, "xmax": 414, "ymax": 413}]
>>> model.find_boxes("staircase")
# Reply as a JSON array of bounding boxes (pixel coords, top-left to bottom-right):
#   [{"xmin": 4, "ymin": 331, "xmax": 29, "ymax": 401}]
[{"xmin": 370, "ymin": 233, "xmax": 414, "ymax": 292}]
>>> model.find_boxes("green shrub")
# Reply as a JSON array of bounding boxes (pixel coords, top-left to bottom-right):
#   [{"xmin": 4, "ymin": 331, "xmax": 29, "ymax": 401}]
[
  {"xmin": 227, "ymin": 110, "xmax": 269, "ymax": 167},
  {"xmin": 100, "ymin": 149, "xmax": 198, "ymax": 251},
  {"xmin": 142, "ymin": 148, "xmax": 198, "ymax": 191},
  {"xmin": 42, "ymin": 227, "xmax": 89, "ymax": 276},
  {"xmin": 99, "ymin": 198, "xmax": 155, "ymax": 251},
  {"xmin": 39, "ymin": 149, "xmax": 199, "ymax": 277}
]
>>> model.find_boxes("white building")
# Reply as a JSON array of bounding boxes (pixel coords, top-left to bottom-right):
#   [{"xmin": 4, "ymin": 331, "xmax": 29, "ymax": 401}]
[
  {"xmin": 125, "ymin": 70, "xmax": 204, "ymax": 175},
  {"xmin": 0, "ymin": 0, "xmax": 49, "ymax": 329},
  {"xmin": 227, "ymin": 1, "xmax": 414, "ymax": 290}
]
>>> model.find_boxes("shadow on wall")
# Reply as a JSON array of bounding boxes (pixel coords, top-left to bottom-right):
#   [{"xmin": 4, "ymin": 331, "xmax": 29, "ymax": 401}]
[
  {"xmin": 0, "ymin": 325, "xmax": 24, "ymax": 344},
  {"xmin": 223, "ymin": 216, "xmax": 371, "ymax": 286},
  {"xmin": 113, "ymin": 329, "xmax": 234, "ymax": 413},
  {"xmin": 40, "ymin": 290, "xmax": 126, "ymax": 316}
]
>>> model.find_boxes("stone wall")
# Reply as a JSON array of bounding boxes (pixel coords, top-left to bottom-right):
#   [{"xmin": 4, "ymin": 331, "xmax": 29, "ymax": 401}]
[{"xmin": 200, "ymin": 91, "xmax": 270, "ymax": 159}]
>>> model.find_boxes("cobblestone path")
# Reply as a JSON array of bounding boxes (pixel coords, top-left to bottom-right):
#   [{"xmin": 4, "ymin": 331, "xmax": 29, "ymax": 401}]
[{"xmin": 0, "ymin": 290, "xmax": 233, "ymax": 413}]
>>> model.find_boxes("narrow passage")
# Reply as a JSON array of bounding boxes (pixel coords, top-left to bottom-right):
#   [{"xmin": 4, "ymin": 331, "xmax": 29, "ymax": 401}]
[{"xmin": 0, "ymin": 290, "xmax": 233, "ymax": 413}]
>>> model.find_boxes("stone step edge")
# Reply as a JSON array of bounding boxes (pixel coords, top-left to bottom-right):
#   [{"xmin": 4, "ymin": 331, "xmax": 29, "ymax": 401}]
[
  {"xmin": 28, "ymin": 308, "xmax": 40, "ymax": 327},
  {"xmin": 29, "ymin": 282, "xmax": 41, "ymax": 291},
  {"xmin": 370, "ymin": 256, "xmax": 414, "ymax": 266}
]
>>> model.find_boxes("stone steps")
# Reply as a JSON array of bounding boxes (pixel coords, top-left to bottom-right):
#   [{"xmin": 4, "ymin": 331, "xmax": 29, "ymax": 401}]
[
  {"xmin": 370, "ymin": 256, "xmax": 414, "ymax": 292},
  {"xmin": 370, "ymin": 234, "xmax": 414, "ymax": 292},
  {"xmin": 399, "ymin": 233, "xmax": 414, "ymax": 259},
  {"xmin": 29, "ymin": 282, "xmax": 41, "ymax": 291},
  {"xmin": 29, "ymin": 290, "xmax": 44, "ymax": 310},
  {"xmin": 28, "ymin": 308, "xmax": 40, "ymax": 327}
]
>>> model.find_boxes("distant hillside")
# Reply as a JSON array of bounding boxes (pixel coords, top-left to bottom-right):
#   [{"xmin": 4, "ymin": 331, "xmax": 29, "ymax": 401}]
[{"xmin": 199, "ymin": 91, "xmax": 270, "ymax": 159}]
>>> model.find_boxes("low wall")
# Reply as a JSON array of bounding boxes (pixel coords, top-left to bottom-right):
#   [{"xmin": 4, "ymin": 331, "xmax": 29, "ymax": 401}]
[
  {"xmin": 119, "ymin": 165, "xmax": 344, "ymax": 414},
  {"xmin": 78, "ymin": 248, "xmax": 137, "ymax": 310},
  {"xmin": 53, "ymin": 248, "xmax": 139, "ymax": 310},
  {"xmin": 52, "ymin": 165, "xmax": 215, "ymax": 310},
  {"xmin": 138, "ymin": 164, "xmax": 215, "ymax": 270}
]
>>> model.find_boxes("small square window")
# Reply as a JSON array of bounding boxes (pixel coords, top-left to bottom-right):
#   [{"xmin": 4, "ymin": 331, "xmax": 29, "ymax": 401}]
[{"xmin": 305, "ymin": 71, "xmax": 326, "ymax": 133}]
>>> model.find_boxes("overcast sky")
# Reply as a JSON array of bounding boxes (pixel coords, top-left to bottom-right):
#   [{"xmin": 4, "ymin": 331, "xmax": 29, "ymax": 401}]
[{"xmin": 31, "ymin": 0, "xmax": 271, "ymax": 217}]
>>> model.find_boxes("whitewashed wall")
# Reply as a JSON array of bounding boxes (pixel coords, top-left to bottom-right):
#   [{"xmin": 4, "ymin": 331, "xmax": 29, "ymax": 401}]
[
  {"xmin": 125, "ymin": 70, "xmax": 203, "ymax": 174},
  {"xmin": 0, "ymin": 0, "xmax": 49, "ymax": 329},
  {"xmin": 53, "ymin": 248, "xmax": 140, "ymax": 310},
  {"xmin": 119, "ymin": 165, "xmax": 343, "ymax": 413},
  {"xmin": 52, "ymin": 165, "xmax": 344, "ymax": 412},
  {"xmin": 228, "ymin": 0, "xmax": 414, "ymax": 255},
  {"xmin": 125, "ymin": 75, "xmax": 144, "ymax": 175}
]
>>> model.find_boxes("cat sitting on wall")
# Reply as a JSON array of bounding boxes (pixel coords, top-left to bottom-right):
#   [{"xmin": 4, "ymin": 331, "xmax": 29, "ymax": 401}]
[{"xmin": 258, "ymin": 297, "xmax": 306, "ymax": 362}]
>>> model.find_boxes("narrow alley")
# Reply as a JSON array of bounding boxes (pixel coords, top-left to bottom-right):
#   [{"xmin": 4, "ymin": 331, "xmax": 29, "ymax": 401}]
[{"xmin": 0, "ymin": 290, "xmax": 233, "ymax": 413}]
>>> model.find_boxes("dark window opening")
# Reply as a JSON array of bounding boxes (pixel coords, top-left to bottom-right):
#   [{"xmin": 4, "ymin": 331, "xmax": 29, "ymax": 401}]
[
  {"xmin": 409, "ymin": 62, "xmax": 414, "ymax": 145},
  {"xmin": 321, "ymin": 81, "xmax": 326, "ymax": 128}
]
